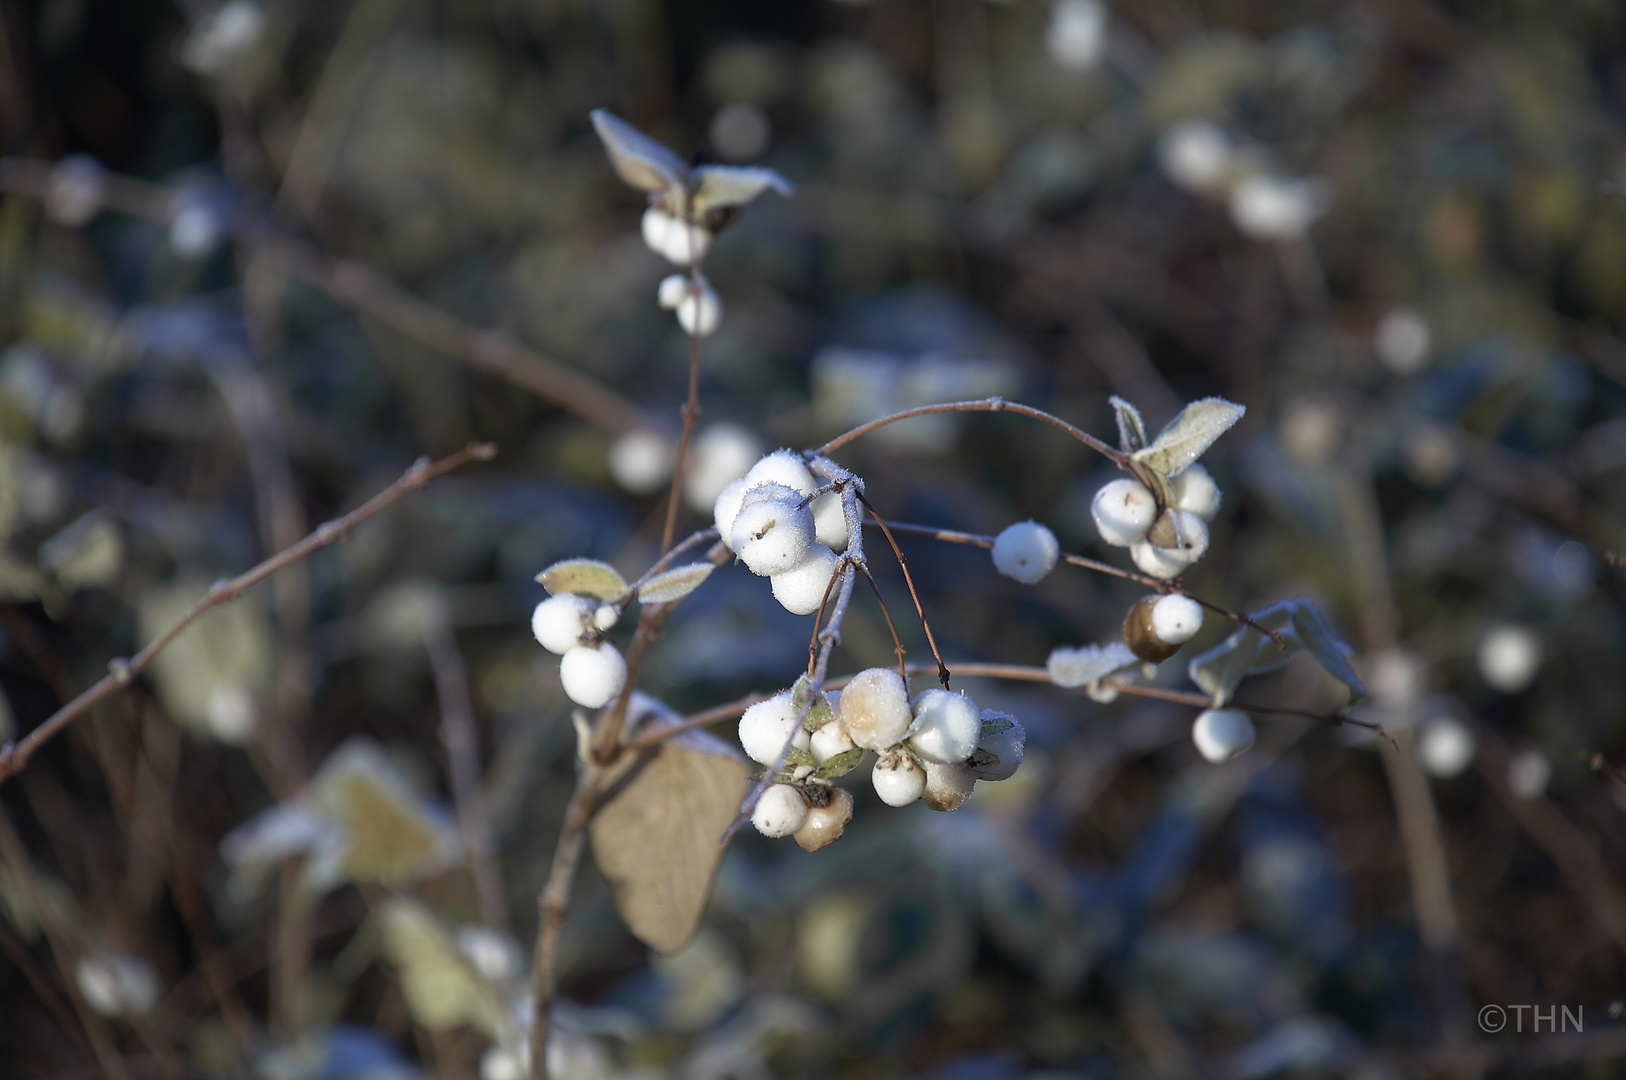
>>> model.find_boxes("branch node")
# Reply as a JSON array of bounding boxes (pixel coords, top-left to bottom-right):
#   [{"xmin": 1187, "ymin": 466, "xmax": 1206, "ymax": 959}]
[{"xmin": 108, "ymin": 658, "xmax": 133, "ymax": 685}]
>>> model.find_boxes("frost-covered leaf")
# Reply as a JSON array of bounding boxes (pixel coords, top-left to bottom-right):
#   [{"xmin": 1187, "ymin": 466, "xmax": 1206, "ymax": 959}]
[
  {"xmin": 783, "ymin": 745, "xmax": 817, "ymax": 768},
  {"xmin": 979, "ymin": 715, "xmax": 1016, "ymax": 738},
  {"xmin": 309, "ymin": 739, "xmax": 458, "ymax": 887},
  {"xmin": 39, "ymin": 512, "xmax": 121, "ymax": 593},
  {"xmin": 690, "ymin": 166, "xmax": 794, "ymax": 214},
  {"xmin": 538, "ymin": 559, "xmax": 628, "ymax": 601},
  {"xmin": 590, "ymin": 109, "xmax": 687, "ymax": 194},
  {"xmin": 590, "ymin": 724, "xmax": 749, "ymax": 954},
  {"xmin": 813, "ymin": 747, "xmax": 863, "ymax": 778},
  {"xmin": 140, "ymin": 580, "xmax": 272, "ymax": 740},
  {"xmin": 1186, "ymin": 601, "xmax": 1301, "ymax": 705},
  {"xmin": 1289, "ymin": 600, "xmax": 1367, "ymax": 701},
  {"xmin": 1046, "ymin": 642, "xmax": 1139, "ymax": 688},
  {"xmin": 1133, "ymin": 397, "xmax": 1246, "ymax": 478},
  {"xmin": 638, "ymin": 562, "xmax": 714, "ymax": 604},
  {"xmin": 1109, "ymin": 395, "xmax": 1148, "ymax": 453},
  {"xmin": 377, "ymin": 898, "xmax": 506, "ymax": 1038}
]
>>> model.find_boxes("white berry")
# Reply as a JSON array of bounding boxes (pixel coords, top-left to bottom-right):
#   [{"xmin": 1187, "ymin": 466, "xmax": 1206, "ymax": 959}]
[
  {"xmin": 678, "ymin": 285, "xmax": 721, "ymax": 337},
  {"xmin": 744, "ymin": 450, "xmax": 816, "ymax": 496},
  {"xmin": 686, "ymin": 424, "xmax": 761, "ymax": 512},
  {"xmin": 1477, "ymin": 626, "xmax": 1540, "ymax": 694},
  {"xmin": 642, "ymin": 207, "xmax": 711, "ymax": 265},
  {"xmin": 839, "ymin": 668, "xmax": 913, "ymax": 750},
  {"xmin": 751, "ymin": 784, "xmax": 809, "ymax": 838},
  {"xmin": 532, "ymin": 595, "xmax": 595, "ymax": 654},
  {"xmin": 812, "ymin": 491, "xmax": 849, "ymax": 550},
  {"xmin": 731, "ymin": 495, "xmax": 815, "ymax": 577},
  {"xmin": 713, "ymin": 477, "xmax": 749, "ymax": 551},
  {"xmin": 772, "ymin": 543, "xmax": 839, "ymax": 616},
  {"xmin": 906, "ymin": 690, "xmax": 981, "ymax": 764},
  {"xmin": 738, "ymin": 692, "xmax": 810, "ymax": 766},
  {"xmin": 1171, "ymin": 464, "xmax": 1222, "ymax": 521},
  {"xmin": 922, "ymin": 760, "xmax": 976, "ymax": 811},
  {"xmin": 1151, "ymin": 594, "xmax": 1204, "ymax": 644},
  {"xmin": 991, "ymin": 521, "xmax": 1060, "ymax": 585},
  {"xmin": 1418, "ymin": 716, "xmax": 1476, "ymax": 778},
  {"xmin": 794, "ymin": 788, "xmax": 854, "ymax": 851},
  {"xmin": 810, "ymin": 717, "xmax": 856, "ymax": 763},
  {"xmin": 968, "ymin": 712, "xmax": 1025, "ymax": 782},
  {"xmin": 1092, "ymin": 479, "xmax": 1158, "ymax": 547},
  {"xmin": 559, "ymin": 643, "xmax": 627, "ymax": 709},
  {"xmin": 872, "ymin": 749, "xmax": 925, "ymax": 806},
  {"xmin": 1192, "ymin": 708, "xmax": 1255, "ymax": 763}
]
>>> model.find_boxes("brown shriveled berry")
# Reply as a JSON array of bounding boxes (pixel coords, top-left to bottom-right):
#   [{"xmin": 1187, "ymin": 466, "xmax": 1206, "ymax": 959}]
[
  {"xmin": 793, "ymin": 787, "xmax": 853, "ymax": 851},
  {"xmin": 1123, "ymin": 596, "xmax": 1181, "ymax": 663}
]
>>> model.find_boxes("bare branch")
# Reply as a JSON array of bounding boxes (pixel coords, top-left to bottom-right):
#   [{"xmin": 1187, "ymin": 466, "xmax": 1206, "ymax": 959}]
[{"xmin": 815, "ymin": 397, "xmax": 1128, "ymax": 465}]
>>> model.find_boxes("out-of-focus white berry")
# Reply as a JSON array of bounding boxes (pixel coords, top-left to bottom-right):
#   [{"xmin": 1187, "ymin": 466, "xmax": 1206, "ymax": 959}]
[
  {"xmin": 657, "ymin": 276, "xmax": 722, "ymax": 337},
  {"xmin": 744, "ymin": 450, "xmax": 816, "ymax": 496},
  {"xmin": 1046, "ymin": 0, "xmax": 1107, "ymax": 71},
  {"xmin": 1132, "ymin": 510, "xmax": 1209, "ymax": 580},
  {"xmin": 738, "ymin": 692, "xmax": 810, "ymax": 766},
  {"xmin": 731, "ymin": 495, "xmax": 815, "ymax": 577},
  {"xmin": 481, "ymin": 1043, "xmax": 527, "ymax": 1080},
  {"xmin": 922, "ymin": 760, "xmax": 976, "ymax": 811},
  {"xmin": 1151, "ymin": 594, "xmax": 1204, "ymax": 644},
  {"xmin": 1281, "ymin": 397, "xmax": 1342, "ymax": 465},
  {"xmin": 772, "ymin": 542, "xmax": 839, "ymax": 615},
  {"xmin": 76, "ymin": 952, "xmax": 159, "ymax": 1017},
  {"xmin": 794, "ymin": 787, "xmax": 854, "ymax": 851},
  {"xmin": 1375, "ymin": 308, "xmax": 1431, "ymax": 374},
  {"xmin": 181, "ymin": 0, "xmax": 265, "ymax": 77},
  {"xmin": 1478, "ymin": 626, "xmax": 1541, "ymax": 693},
  {"xmin": 752, "ymin": 784, "xmax": 810, "ymax": 838},
  {"xmin": 711, "ymin": 102, "xmax": 771, "ymax": 161},
  {"xmin": 456, "ymin": 926, "xmax": 521, "ymax": 983},
  {"xmin": 532, "ymin": 595, "xmax": 595, "ymax": 654},
  {"xmin": 45, "ymin": 155, "xmax": 108, "ymax": 226},
  {"xmin": 686, "ymin": 423, "xmax": 762, "ymax": 512},
  {"xmin": 642, "ymin": 207, "xmax": 712, "ymax": 265},
  {"xmin": 839, "ymin": 668, "xmax": 912, "ymax": 750},
  {"xmin": 206, "ymin": 683, "xmax": 256, "ymax": 743},
  {"xmin": 1192, "ymin": 708, "xmax": 1255, "ymax": 763},
  {"xmin": 169, "ymin": 200, "xmax": 224, "ymax": 259},
  {"xmin": 991, "ymin": 520, "xmax": 1059, "ymax": 585},
  {"xmin": 1092, "ymin": 479, "xmax": 1157, "ymax": 547},
  {"xmin": 968, "ymin": 712, "xmax": 1025, "ymax": 782},
  {"xmin": 1171, "ymin": 463, "xmax": 1221, "ymax": 521},
  {"xmin": 713, "ymin": 477, "xmax": 749, "ymax": 551},
  {"xmin": 1131, "ymin": 539, "xmax": 1186, "ymax": 579},
  {"xmin": 810, "ymin": 717, "xmax": 856, "ymax": 763},
  {"xmin": 1229, "ymin": 174, "xmax": 1327, "ymax": 241},
  {"xmin": 812, "ymin": 491, "xmax": 849, "ymax": 550},
  {"xmin": 872, "ymin": 749, "xmax": 925, "ymax": 807},
  {"xmin": 1418, "ymin": 716, "xmax": 1476, "ymax": 778},
  {"xmin": 608, "ymin": 430, "xmax": 673, "ymax": 494},
  {"xmin": 559, "ymin": 643, "xmax": 627, "ymax": 709},
  {"xmin": 906, "ymin": 690, "xmax": 981, "ymax": 764},
  {"xmin": 592, "ymin": 605, "xmax": 619, "ymax": 632},
  {"xmin": 1158, "ymin": 119, "xmax": 1233, "ymax": 194},
  {"xmin": 1507, "ymin": 748, "xmax": 1552, "ymax": 800}
]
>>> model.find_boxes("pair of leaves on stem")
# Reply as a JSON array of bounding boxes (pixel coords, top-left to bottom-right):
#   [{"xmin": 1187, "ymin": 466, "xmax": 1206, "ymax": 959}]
[
  {"xmin": 538, "ymin": 557, "xmax": 713, "ymax": 606},
  {"xmin": 591, "ymin": 109, "xmax": 793, "ymax": 221},
  {"xmin": 1111, "ymin": 394, "xmax": 1245, "ymax": 502},
  {"xmin": 1187, "ymin": 597, "xmax": 1368, "ymax": 707}
]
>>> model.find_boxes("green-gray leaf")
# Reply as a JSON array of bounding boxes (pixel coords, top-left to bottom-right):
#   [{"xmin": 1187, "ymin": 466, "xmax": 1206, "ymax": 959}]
[
  {"xmin": 690, "ymin": 165, "xmax": 794, "ymax": 214},
  {"xmin": 1132, "ymin": 397, "xmax": 1246, "ymax": 478},
  {"xmin": 783, "ymin": 745, "xmax": 818, "ymax": 768},
  {"xmin": 1109, "ymin": 396, "xmax": 1148, "ymax": 453},
  {"xmin": 1289, "ymin": 599, "xmax": 1368, "ymax": 702},
  {"xmin": 590, "ymin": 109, "xmax": 688, "ymax": 194},
  {"xmin": 537, "ymin": 559, "xmax": 628, "ymax": 602},
  {"xmin": 377, "ymin": 898, "xmax": 506, "ymax": 1038},
  {"xmin": 1186, "ymin": 602, "xmax": 1299, "ymax": 705},
  {"xmin": 813, "ymin": 748, "xmax": 864, "ymax": 778},
  {"xmin": 637, "ymin": 562, "xmax": 714, "ymax": 605}
]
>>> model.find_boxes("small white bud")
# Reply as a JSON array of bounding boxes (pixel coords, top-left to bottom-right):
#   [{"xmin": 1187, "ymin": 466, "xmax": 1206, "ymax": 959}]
[
  {"xmin": 751, "ymin": 784, "xmax": 810, "ymax": 838},
  {"xmin": 1092, "ymin": 479, "xmax": 1158, "ymax": 547},
  {"xmin": 1507, "ymin": 748, "xmax": 1551, "ymax": 800},
  {"xmin": 1477, "ymin": 626, "xmax": 1540, "ymax": 694},
  {"xmin": 968, "ymin": 712, "xmax": 1025, "ymax": 782},
  {"xmin": 642, "ymin": 207, "xmax": 712, "ymax": 265},
  {"xmin": 794, "ymin": 787, "xmax": 854, "ymax": 851},
  {"xmin": 1192, "ymin": 708, "xmax": 1255, "ymax": 763},
  {"xmin": 991, "ymin": 520, "xmax": 1060, "ymax": 585},
  {"xmin": 812, "ymin": 491, "xmax": 849, "ymax": 550},
  {"xmin": 558, "ymin": 643, "xmax": 627, "ymax": 709},
  {"xmin": 772, "ymin": 543, "xmax": 840, "ymax": 616},
  {"xmin": 744, "ymin": 450, "xmax": 817, "ymax": 496},
  {"xmin": 872, "ymin": 749, "xmax": 925, "ymax": 807},
  {"xmin": 1170, "ymin": 463, "xmax": 1222, "ymax": 521},
  {"xmin": 922, "ymin": 760, "xmax": 976, "ymax": 811},
  {"xmin": 1375, "ymin": 308, "xmax": 1431, "ymax": 374},
  {"xmin": 738, "ymin": 692, "xmax": 811, "ymax": 766},
  {"xmin": 532, "ymin": 595, "xmax": 595, "ymax": 654},
  {"xmin": 1418, "ymin": 716, "xmax": 1476, "ymax": 778},
  {"xmin": 906, "ymin": 690, "xmax": 981, "ymax": 764},
  {"xmin": 607, "ymin": 430, "xmax": 673, "ymax": 494},
  {"xmin": 731, "ymin": 496, "xmax": 815, "ymax": 577},
  {"xmin": 592, "ymin": 604, "xmax": 619, "ymax": 632},
  {"xmin": 810, "ymin": 717, "xmax": 856, "ymax": 763},
  {"xmin": 839, "ymin": 668, "xmax": 913, "ymax": 750},
  {"xmin": 1150, "ymin": 594, "xmax": 1204, "ymax": 644}
]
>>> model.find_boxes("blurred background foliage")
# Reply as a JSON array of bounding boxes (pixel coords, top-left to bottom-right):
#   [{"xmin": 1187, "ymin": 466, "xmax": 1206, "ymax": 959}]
[{"xmin": 0, "ymin": 0, "xmax": 1625, "ymax": 1077}]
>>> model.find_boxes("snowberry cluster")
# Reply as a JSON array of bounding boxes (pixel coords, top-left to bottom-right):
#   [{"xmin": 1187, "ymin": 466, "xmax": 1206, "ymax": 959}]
[
  {"xmin": 741, "ymin": 668, "xmax": 1026, "ymax": 848},
  {"xmin": 1090, "ymin": 463, "xmax": 1222, "ymax": 579},
  {"xmin": 713, "ymin": 450, "xmax": 849, "ymax": 616},
  {"xmin": 531, "ymin": 595, "xmax": 626, "ymax": 709}
]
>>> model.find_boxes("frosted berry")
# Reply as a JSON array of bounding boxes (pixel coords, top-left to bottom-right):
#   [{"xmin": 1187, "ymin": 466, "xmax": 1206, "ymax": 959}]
[
  {"xmin": 1171, "ymin": 463, "xmax": 1222, "ymax": 521},
  {"xmin": 713, "ymin": 477, "xmax": 750, "ymax": 551},
  {"xmin": 968, "ymin": 712, "xmax": 1025, "ymax": 782},
  {"xmin": 532, "ymin": 595, "xmax": 595, "ymax": 655},
  {"xmin": 991, "ymin": 520, "xmax": 1060, "ymax": 585},
  {"xmin": 1122, "ymin": 593, "xmax": 1203, "ymax": 662},
  {"xmin": 1152, "ymin": 594, "xmax": 1204, "ymax": 643},
  {"xmin": 810, "ymin": 717, "xmax": 856, "ymax": 763},
  {"xmin": 906, "ymin": 690, "xmax": 981, "ymax": 764},
  {"xmin": 794, "ymin": 787, "xmax": 854, "ymax": 851},
  {"xmin": 812, "ymin": 491, "xmax": 849, "ymax": 550},
  {"xmin": 1092, "ymin": 479, "xmax": 1158, "ymax": 547},
  {"xmin": 1192, "ymin": 708, "xmax": 1255, "ymax": 763},
  {"xmin": 642, "ymin": 207, "xmax": 711, "ymax": 265},
  {"xmin": 751, "ymin": 784, "xmax": 809, "ymax": 838},
  {"xmin": 744, "ymin": 450, "xmax": 816, "ymax": 496},
  {"xmin": 922, "ymin": 760, "xmax": 976, "ymax": 811},
  {"xmin": 559, "ymin": 643, "xmax": 627, "ymax": 709},
  {"xmin": 771, "ymin": 543, "xmax": 839, "ymax": 616},
  {"xmin": 839, "ymin": 668, "xmax": 913, "ymax": 750},
  {"xmin": 872, "ymin": 749, "xmax": 926, "ymax": 806},
  {"xmin": 731, "ymin": 491, "xmax": 815, "ymax": 576},
  {"xmin": 738, "ymin": 692, "xmax": 811, "ymax": 766}
]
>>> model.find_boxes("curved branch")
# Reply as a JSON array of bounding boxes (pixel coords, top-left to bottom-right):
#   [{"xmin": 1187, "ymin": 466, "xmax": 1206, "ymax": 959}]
[{"xmin": 814, "ymin": 398, "xmax": 1127, "ymax": 464}]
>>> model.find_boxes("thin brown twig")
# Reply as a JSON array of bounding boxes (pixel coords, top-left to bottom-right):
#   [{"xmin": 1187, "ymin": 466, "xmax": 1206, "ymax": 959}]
[
  {"xmin": 815, "ymin": 397, "xmax": 1128, "ymax": 465},
  {"xmin": 620, "ymin": 692, "xmax": 775, "ymax": 754},
  {"xmin": 0, "ymin": 443, "xmax": 497, "ymax": 785},
  {"xmin": 659, "ymin": 233, "xmax": 707, "ymax": 555},
  {"xmin": 854, "ymin": 560, "xmax": 909, "ymax": 682},
  {"xmin": 1591, "ymin": 753, "xmax": 1626, "ymax": 791},
  {"xmin": 807, "ymin": 558, "xmax": 846, "ymax": 679},
  {"xmin": 854, "ymin": 493, "xmax": 951, "ymax": 688}
]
